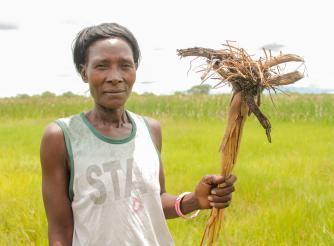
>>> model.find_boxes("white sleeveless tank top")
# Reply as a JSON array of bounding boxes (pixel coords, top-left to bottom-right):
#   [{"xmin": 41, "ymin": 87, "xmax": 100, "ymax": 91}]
[{"xmin": 55, "ymin": 111, "xmax": 174, "ymax": 246}]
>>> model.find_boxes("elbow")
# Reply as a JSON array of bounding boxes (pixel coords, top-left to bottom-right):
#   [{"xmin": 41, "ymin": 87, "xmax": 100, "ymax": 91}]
[{"xmin": 48, "ymin": 225, "xmax": 73, "ymax": 246}]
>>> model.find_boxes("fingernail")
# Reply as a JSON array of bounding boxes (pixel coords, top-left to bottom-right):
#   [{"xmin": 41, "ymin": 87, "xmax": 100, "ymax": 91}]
[
  {"xmin": 208, "ymin": 196, "xmax": 213, "ymax": 201},
  {"xmin": 210, "ymin": 202, "xmax": 214, "ymax": 207},
  {"xmin": 211, "ymin": 190, "xmax": 216, "ymax": 195}
]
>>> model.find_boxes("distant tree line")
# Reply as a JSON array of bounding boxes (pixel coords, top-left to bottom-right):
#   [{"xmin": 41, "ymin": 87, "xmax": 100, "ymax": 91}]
[
  {"xmin": 174, "ymin": 84, "xmax": 212, "ymax": 95},
  {"xmin": 15, "ymin": 91, "xmax": 83, "ymax": 99},
  {"xmin": 13, "ymin": 84, "xmax": 212, "ymax": 99},
  {"xmin": 186, "ymin": 84, "xmax": 211, "ymax": 95}
]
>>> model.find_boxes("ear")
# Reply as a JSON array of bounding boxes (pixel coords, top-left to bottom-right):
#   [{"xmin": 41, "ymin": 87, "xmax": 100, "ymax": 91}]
[{"xmin": 80, "ymin": 64, "xmax": 88, "ymax": 83}]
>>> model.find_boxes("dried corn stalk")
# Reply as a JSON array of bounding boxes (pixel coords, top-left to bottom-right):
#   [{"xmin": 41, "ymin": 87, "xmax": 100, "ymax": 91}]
[{"xmin": 177, "ymin": 41, "xmax": 305, "ymax": 245}]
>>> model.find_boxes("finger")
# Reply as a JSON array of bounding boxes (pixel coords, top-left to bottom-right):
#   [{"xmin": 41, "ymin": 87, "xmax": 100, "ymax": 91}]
[
  {"xmin": 209, "ymin": 201, "xmax": 231, "ymax": 209},
  {"xmin": 202, "ymin": 175, "xmax": 225, "ymax": 186},
  {"xmin": 211, "ymin": 174, "xmax": 237, "ymax": 186},
  {"xmin": 211, "ymin": 185, "xmax": 235, "ymax": 196},
  {"xmin": 208, "ymin": 194, "xmax": 232, "ymax": 203},
  {"xmin": 225, "ymin": 174, "xmax": 237, "ymax": 186},
  {"xmin": 217, "ymin": 175, "xmax": 237, "ymax": 188}
]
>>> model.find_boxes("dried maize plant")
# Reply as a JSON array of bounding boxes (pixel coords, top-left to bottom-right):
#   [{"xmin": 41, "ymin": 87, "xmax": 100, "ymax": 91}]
[{"xmin": 177, "ymin": 41, "xmax": 305, "ymax": 245}]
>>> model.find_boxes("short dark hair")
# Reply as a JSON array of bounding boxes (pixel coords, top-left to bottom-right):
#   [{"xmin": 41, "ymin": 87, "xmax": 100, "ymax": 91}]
[{"xmin": 72, "ymin": 23, "xmax": 141, "ymax": 73}]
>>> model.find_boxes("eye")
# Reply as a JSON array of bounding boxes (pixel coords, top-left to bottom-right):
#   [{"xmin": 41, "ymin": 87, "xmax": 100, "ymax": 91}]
[
  {"xmin": 121, "ymin": 63, "xmax": 134, "ymax": 70},
  {"xmin": 95, "ymin": 64, "xmax": 108, "ymax": 70}
]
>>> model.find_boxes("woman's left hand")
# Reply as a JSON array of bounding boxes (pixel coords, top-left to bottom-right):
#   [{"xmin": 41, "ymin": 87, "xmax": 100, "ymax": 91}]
[{"xmin": 194, "ymin": 174, "xmax": 237, "ymax": 209}]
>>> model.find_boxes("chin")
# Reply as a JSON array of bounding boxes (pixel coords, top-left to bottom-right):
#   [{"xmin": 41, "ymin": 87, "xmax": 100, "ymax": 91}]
[{"xmin": 102, "ymin": 99, "xmax": 127, "ymax": 110}]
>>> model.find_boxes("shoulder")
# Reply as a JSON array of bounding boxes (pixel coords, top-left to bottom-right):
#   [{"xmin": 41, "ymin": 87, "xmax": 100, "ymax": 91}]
[
  {"xmin": 143, "ymin": 117, "xmax": 161, "ymax": 135},
  {"xmin": 127, "ymin": 111, "xmax": 161, "ymax": 138},
  {"xmin": 40, "ymin": 122, "xmax": 67, "ymax": 167},
  {"xmin": 42, "ymin": 122, "xmax": 65, "ymax": 143},
  {"xmin": 143, "ymin": 116, "xmax": 162, "ymax": 152}
]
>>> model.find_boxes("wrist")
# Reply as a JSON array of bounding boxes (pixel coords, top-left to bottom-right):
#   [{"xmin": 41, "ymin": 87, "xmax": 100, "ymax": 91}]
[
  {"xmin": 179, "ymin": 192, "xmax": 200, "ymax": 214},
  {"xmin": 175, "ymin": 192, "xmax": 200, "ymax": 219}
]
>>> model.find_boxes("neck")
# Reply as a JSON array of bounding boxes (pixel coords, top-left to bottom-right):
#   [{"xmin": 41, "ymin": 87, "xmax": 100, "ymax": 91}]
[{"xmin": 90, "ymin": 105, "xmax": 127, "ymax": 128}]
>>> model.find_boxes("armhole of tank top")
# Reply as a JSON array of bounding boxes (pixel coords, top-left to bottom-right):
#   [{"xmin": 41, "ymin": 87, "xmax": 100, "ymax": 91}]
[
  {"xmin": 142, "ymin": 117, "xmax": 161, "ymax": 160},
  {"xmin": 55, "ymin": 120, "xmax": 75, "ymax": 202}
]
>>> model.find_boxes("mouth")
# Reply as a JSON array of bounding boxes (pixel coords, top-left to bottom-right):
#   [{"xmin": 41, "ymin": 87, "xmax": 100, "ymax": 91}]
[{"xmin": 103, "ymin": 90, "xmax": 126, "ymax": 94}]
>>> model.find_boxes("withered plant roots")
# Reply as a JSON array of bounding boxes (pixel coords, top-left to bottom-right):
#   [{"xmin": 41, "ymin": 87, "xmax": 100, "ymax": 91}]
[{"xmin": 177, "ymin": 41, "xmax": 305, "ymax": 245}]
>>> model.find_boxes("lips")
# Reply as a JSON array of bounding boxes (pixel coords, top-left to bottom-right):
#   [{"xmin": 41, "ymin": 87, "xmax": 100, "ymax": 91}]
[{"xmin": 103, "ymin": 90, "xmax": 126, "ymax": 94}]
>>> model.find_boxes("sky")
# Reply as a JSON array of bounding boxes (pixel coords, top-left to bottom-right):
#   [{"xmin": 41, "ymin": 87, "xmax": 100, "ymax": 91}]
[{"xmin": 0, "ymin": 0, "xmax": 333, "ymax": 98}]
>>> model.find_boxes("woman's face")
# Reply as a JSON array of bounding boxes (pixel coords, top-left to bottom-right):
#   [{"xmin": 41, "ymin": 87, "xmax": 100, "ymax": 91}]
[{"xmin": 80, "ymin": 38, "xmax": 136, "ymax": 110}]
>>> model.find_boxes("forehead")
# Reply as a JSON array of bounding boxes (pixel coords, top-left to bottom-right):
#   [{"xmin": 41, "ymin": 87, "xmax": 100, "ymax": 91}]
[{"xmin": 87, "ymin": 38, "xmax": 134, "ymax": 63}]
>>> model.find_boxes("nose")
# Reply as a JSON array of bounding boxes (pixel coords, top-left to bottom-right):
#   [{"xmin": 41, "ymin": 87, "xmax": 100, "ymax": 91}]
[{"xmin": 106, "ymin": 68, "xmax": 122, "ymax": 84}]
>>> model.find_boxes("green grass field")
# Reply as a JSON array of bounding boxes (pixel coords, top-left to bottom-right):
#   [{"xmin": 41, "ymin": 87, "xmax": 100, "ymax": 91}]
[{"xmin": 0, "ymin": 94, "xmax": 333, "ymax": 245}]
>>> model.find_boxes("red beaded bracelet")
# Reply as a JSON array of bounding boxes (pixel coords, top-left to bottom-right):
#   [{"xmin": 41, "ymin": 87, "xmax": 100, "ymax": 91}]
[{"xmin": 175, "ymin": 192, "xmax": 201, "ymax": 219}]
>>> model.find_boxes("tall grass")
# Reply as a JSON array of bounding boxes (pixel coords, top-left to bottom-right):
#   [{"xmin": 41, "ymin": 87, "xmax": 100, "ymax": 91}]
[
  {"xmin": 0, "ymin": 94, "xmax": 333, "ymax": 245},
  {"xmin": 163, "ymin": 119, "xmax": 334, "ymax": 245},
  {"xmin": 1, "ymin": 93, "xmax": 333, "ymax": 122}
]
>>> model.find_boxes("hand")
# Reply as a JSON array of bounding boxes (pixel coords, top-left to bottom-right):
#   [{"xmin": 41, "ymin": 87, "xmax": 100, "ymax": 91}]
[{"xmin": 194, "ymin": 174, "xmax": 237, "ymax": 209}]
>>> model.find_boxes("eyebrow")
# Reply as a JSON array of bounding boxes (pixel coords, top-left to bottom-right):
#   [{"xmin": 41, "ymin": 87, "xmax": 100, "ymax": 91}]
[
  {"xmin": 90, "ymin": 59, "xmax": 105, "ymax": 64},
  {"xmin": 91, "ymin": 57, "xmax": 134, "ymax": 64}
]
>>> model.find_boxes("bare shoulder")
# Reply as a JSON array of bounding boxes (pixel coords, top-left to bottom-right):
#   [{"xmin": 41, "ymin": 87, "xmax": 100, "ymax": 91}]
[
  {"xmin": 43, "ymin": 122, "xmax": 64, "ymax": 137},
  {"xmin": 41, "ymin": 122, "xmax": 65, "ymax": 150},
  {"xmin": 40, "ymin": 122, "xmax": 67, "ymax": 169},
  {"xmin": 143, "ymin": 117, "xmax": 161, "ymax": 134},
  {"xmin": 143, "ymin": 117, "xmax": 162, "ymax": 151}
]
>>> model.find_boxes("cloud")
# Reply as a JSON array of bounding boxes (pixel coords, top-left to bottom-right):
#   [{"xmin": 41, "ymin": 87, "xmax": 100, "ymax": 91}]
[
  {"xmin": 0, "ymin": 22, "xmax": 19, "ymax": 30},
  {"xmin": 260, "ymin": 43, "xmax": 285, "ymax": 51},
  {"xmin": 137, "ymin": 81, "xmax": 158, "ymax": 84}
]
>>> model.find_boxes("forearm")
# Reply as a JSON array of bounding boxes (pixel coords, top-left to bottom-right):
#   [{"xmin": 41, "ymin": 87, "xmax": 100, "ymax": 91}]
[{"xmin": 161, "ymin": 192, "xmax": 200, "ymax": 219}]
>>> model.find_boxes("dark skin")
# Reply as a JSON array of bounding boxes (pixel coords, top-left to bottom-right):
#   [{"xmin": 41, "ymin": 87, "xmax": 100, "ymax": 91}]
[{"xmin": 41, "ymin": 38, "xmax": 237, "ymax": 245}]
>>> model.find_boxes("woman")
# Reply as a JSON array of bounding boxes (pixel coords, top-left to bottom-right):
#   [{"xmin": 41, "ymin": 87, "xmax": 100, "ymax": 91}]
[{"xmin": 40, "ymin": 22, "xmax": 237, "ymax": 245}]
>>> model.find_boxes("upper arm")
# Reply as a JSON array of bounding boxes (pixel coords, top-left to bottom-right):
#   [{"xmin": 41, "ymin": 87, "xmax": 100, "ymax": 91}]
[
  {"xmin": 144, "ymin": 117, "xmax": 166, "ymax": 194},
  {"xmin": 40, "ymin": 123, "xmax": 73, "ymax": 243}
]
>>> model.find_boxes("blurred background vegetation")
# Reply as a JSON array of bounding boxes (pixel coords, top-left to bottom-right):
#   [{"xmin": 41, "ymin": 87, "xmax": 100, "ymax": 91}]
[{"xmin": 0, "ymin": 90, "xmax": 333, "ymax": 245}]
